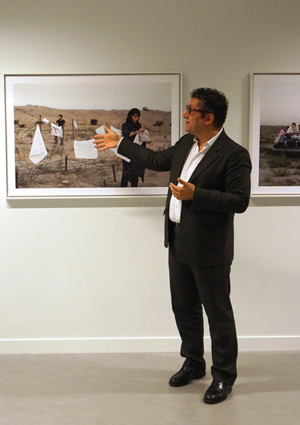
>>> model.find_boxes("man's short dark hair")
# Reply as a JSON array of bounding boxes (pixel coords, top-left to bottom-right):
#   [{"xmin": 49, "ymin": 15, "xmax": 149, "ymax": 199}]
[{"xmin": 190, "ymin": 88, "xmax": 228, "ymax": 128}]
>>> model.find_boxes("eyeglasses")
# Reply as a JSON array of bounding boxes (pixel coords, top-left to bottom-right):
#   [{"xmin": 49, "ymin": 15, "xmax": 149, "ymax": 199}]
[{"xmin": 185, "ymin": 105, "xmax": 213, "ymax": 116}]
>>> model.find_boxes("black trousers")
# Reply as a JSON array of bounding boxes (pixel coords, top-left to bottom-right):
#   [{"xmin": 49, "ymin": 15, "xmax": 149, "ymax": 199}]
[
  {"xmin": 120, "ymin": 173, "xmax": 139, "ymax": 187},
  {"xmin": 168, "ymin": 226, "xmax": 238, "ymax": 385}
]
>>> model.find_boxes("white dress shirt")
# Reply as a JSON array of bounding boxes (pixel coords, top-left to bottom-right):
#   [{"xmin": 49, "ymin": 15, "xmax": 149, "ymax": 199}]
[{"xmin": 169, "ymin": 129, "xmax": 223, "ymax": 223}]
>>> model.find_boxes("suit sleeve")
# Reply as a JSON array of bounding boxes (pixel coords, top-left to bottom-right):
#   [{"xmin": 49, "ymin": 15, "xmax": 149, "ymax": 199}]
[
  {"xmin": 118, "ymin": 137, "xmax": 174, "ymax": 172},
  {"xmin": 191, "ymin": 147, "xmax": 252, "ymax": 214}
]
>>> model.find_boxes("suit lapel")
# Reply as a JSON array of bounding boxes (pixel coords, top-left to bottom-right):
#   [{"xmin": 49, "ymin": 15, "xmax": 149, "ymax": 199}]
[
  {"xmin": 189, "ymin": 130, "xmax": 227, "ymax": 182},
  {"xmin": 167, "ymin": 136, "xmax": 194, "ymax": 205},
  {"xmin": 171, "ymin": 137, "xmax": 194, "ymax": 182}
]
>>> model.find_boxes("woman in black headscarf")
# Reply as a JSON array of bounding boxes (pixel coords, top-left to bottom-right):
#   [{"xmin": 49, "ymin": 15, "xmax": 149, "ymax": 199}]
[{"xmin": 121, "ymin": 108, "xmax": 147, "ymax": 187}]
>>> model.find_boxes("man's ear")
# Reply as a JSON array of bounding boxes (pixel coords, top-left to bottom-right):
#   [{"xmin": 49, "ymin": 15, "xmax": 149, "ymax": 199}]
[{"xmin": 204, "ymin": 112, "xmax": 215, "ymax": 125}]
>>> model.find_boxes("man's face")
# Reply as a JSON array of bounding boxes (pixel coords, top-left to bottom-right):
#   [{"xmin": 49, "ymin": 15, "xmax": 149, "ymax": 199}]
[{"xmin": 183, "ymin": 98, "xmax": 206, "ymax": 135}]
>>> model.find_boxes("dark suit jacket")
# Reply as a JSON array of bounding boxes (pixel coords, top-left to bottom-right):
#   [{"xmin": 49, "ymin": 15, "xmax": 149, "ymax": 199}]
[{"xmin": 118, "ymin": 130, "xmax": 252, "ymax": 267}]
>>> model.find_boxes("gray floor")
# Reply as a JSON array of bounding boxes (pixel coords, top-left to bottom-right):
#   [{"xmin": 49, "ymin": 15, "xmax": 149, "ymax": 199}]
[{"xmin": 0, "ymin": 351, "xmax": 299, "ymax": 425}]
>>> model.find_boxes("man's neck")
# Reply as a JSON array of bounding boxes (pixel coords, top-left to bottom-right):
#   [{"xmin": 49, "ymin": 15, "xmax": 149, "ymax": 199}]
[{"xmin": 196, "ymin": 128, "xmax": 221, "ymax": 150}]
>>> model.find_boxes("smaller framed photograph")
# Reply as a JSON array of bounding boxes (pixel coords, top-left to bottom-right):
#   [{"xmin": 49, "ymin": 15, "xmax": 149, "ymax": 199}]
[
  {"xmin": 250, "ymin": 73, "xmax": 300, "ymax": 196},
  {"xmin": 5, "ymin": 73, "xmax": 181, "ymax": 199}
]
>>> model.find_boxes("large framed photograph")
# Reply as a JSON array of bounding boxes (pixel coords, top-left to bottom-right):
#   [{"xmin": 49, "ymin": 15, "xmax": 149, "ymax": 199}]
[
  {"xmin": 5, "ymin": 73, "xmax": 181, "ymax": 199},
  {"xmin": 250, "ymin": 73, "xmax": 300, "ymax": 196}
]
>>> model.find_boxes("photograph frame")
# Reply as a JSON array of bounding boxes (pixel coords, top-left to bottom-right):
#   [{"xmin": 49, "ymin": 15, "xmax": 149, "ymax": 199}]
[
  {"xmin": 5, "ymin": 72, "xmax": 182, "ymax": 199},
  {"xmin": 250, "ymin": 72, "xmax": 300, "ymax": 196}
]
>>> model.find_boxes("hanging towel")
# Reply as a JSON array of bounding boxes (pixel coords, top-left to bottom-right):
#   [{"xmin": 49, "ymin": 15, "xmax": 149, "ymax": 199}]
[{"xmin": 29, "ymin": 125, "xmax": 47, "ymax": 164}]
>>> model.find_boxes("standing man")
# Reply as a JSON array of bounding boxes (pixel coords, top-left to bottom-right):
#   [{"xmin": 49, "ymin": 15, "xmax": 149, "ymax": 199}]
[
  {"xmin": 94, "ymin": 88, "xmax": 251, "ymax": 404},
  {"xmin": 54, "ymin": 114, "xmax": 65, "ymax": 145}
]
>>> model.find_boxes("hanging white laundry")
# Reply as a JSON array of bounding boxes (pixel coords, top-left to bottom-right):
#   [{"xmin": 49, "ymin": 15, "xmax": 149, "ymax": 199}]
[
  {"xmin": 110, "ymin": 125, "xmax": 122, "ymax": 136},
  {"xmin": 42, "ymin": 117, "xmax": 49, "ymax": 124},
  {"xmin": 95, "ymin": 125, "xmax": 130, "ymax": 162},
  {"xmin": 96, "ymin": 125, "xmax": 105, "ymax": 135},
  {"xmin": 51, "ymin": 123, "xmax": 63, "ymax": 138},
  {"xmin": 134, "ymin": 130, "xmax": 151, "ymax": 145},
  {"xmin": 133, "ymin": 133, "xmax": 141, "ymax": 145},
  {"xmin": 29, "ymin": 125, "xmax": 47, "ymax": 164},
  {"xmin": 73, "ymin": 120, "xmax": 78, "ymax": 129},
  {"xmin": 74, "ymin": 139, "xmax": 98, "ymax": 159}
]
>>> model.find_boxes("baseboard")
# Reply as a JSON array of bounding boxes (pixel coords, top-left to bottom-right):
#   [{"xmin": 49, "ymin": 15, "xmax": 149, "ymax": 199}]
[
  {"xmin": 0, "ymin": 335, "xmax": 299, "ymax": 354},
  {"xmin": 0, "ymin": 337, "xmax": 180, "ymax": 354},
  {"xmin": 237, "ymin": 335, "xmax": 300, "ymax": 351}
]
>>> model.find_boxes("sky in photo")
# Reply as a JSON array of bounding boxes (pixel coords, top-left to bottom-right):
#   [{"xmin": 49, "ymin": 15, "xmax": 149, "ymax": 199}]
[
  {"xmin": 12, "ymin": 76, "xmax": 172, "ymax": 112},
  {"xmin": 260, "ymin": 81, "xmax": 300, "ymax": 125}
]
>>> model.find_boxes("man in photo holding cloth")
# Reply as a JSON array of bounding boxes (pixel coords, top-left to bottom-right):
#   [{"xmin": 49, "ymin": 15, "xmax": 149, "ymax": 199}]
[{"xmin": 94, "ymin": 87, "xmax": 252, "ymax": 404}]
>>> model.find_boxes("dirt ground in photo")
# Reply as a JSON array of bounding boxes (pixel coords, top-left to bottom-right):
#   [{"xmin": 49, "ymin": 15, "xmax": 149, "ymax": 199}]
[{"xmin": 14, "ymin": 106, "xmax": 172, "ymax": 189}]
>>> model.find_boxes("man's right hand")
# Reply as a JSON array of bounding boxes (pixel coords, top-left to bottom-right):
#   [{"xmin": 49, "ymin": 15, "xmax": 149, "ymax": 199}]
[{"xmin": 93, "ymin": 125, "xmax": 121, "ymax": 152}]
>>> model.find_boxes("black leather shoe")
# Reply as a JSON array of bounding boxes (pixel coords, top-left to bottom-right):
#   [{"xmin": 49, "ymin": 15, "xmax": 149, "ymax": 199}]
[
  {"xmin": 203, "ymin": 380, "xmax": 232, "ymax": 404},
  {"xmin": 169, "ymin": 365, "xmax": 206, "ymax": 387}
]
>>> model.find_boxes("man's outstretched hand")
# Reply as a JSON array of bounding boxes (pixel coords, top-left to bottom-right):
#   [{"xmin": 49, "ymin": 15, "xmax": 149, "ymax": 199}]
[{"xmin": 93, "ymin": 125, "xmax": 122, "ymax": 152}]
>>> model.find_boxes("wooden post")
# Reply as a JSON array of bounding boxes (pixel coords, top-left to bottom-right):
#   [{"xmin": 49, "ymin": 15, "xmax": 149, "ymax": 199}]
[
  {"xmin": 72, "ymin": 119, "xmax": 75, "ymax": 141},
  {"xmin": 15, "ymin": 169, "xmax": 18, "ymax": 188},
  {"xmin": 112, "ymin": 164, "xmax": 116, "ymax": 182},
  {"xmin": 65, "ymin": 156, "xmax": 68, "ymax": 173}
]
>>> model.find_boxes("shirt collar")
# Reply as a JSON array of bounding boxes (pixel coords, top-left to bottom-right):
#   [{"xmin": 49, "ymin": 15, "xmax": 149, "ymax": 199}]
[{"xmin": 193, "ymin": 127, "xmax": 223, "ymax": 149}]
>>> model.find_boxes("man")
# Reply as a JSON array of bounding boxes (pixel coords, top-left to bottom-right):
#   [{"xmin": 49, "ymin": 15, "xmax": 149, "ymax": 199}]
[
  {"xmin": 94, "ymin": 88, "xmax": 252, "ymax": 404},
  {"xmin": 54, "ymin": 114, "xmax": 65, "ymax": 145}
]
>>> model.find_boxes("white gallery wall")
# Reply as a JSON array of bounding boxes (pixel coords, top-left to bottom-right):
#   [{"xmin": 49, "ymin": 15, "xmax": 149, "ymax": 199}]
[{"xmin": 0, "ymin": 0, "xmax": 300, "ymax": 354}]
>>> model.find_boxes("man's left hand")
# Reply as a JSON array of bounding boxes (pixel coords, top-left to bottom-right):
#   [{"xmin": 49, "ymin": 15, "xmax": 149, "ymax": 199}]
[{"xmin": 169, "ymin": 178, "xmax": 195, "ymax": 200}]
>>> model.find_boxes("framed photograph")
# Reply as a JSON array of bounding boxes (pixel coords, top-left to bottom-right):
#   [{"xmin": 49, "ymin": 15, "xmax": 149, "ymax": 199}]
[
  {"xmin": 250, "ymin": 73, "xmax": 300, "ymax": 196},
  {"xmin": 5, "ymin": 73, "xmax": 181, "ymax": 199}
]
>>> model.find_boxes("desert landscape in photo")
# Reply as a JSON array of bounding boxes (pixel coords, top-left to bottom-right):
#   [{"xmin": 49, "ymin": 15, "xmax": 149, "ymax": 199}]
[
  {"xmin": 13, "ymin": 105, "xmax": 171, "ymax": 189},
  {"xmin": 259, "ymin": 125, "xmax": 300, "ymax": 186}
]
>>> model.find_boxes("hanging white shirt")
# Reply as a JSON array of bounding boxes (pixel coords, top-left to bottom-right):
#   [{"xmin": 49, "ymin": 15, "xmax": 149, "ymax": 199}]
[{"xmin": 169, "ymin": 128, "xmax": 223, "ymax": 223}]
